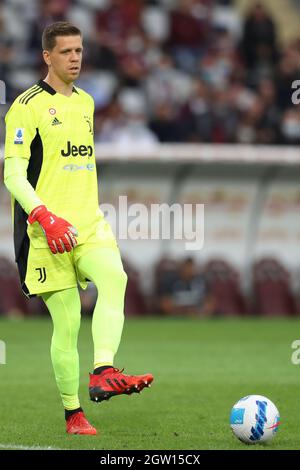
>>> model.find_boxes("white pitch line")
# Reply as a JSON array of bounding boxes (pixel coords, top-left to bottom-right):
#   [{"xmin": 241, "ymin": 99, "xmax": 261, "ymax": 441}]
[{"xmin": 0, "ymin": 443, "xmax": 62, "ymax": 450}]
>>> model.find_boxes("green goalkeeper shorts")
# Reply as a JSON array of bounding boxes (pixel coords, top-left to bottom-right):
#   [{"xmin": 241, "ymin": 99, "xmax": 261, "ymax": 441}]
[{"xmin": 17, "ymin": 217, "xmax": 119, "ymax": 297}]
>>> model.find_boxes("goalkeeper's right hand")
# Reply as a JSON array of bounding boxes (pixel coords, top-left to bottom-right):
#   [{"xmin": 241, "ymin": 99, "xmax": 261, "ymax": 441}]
[{"xmin": 28, "ymin": 205, "xmax": 78, "ymax": 254}]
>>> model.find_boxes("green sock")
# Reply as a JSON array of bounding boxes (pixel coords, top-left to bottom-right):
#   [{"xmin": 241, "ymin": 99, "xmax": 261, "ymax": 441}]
[
  {"xmin": 41, "ymin": 287, "xmax": 81, "ymax": 410},
  {"xmin": 76, "ymin": 247, "xmax": 127, "ymax": 367}
]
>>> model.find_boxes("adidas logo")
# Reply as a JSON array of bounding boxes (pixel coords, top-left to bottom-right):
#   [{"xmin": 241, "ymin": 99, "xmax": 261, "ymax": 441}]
[{"xmin": 52, "ymin": 117, "xmax": 62, "ymax": 126}]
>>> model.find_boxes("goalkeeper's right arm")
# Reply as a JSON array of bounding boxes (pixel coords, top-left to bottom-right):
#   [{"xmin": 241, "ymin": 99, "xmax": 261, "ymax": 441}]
[
  {"xmin": 4, "ymin": 156, "xmax": 43, "ymax": 214},
  {"xmin": 4, "ymin": 157, "xmax": 78, "ymax": 254}
]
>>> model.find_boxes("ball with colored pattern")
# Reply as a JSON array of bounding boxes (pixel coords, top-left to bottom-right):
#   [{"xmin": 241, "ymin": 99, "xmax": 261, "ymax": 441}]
[{"xmin": 230, "ymin": 395, "xmax": 280, "ymax": 444}]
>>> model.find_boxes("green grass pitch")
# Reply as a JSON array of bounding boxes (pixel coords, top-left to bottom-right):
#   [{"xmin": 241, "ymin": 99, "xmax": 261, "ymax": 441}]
[{"xmin": 0, "ymin": 316, "xmax": 299, "ymax": 450}]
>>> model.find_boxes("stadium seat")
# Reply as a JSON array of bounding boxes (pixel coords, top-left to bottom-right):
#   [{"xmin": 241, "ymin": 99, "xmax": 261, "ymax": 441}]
[
  {"xmin": 204, "ymin": 259, "xmax": 247, "ymax": 316},
  {"xmin": 252, "ymin": 258, "xmax": 298, "ymax": 316},
  {"xmin": 122, "ymin": 258, "xmax": 147, "ymax": 316}
]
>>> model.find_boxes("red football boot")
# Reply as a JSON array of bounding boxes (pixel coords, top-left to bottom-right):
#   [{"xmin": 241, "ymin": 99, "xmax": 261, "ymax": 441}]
[
  {"xmin": 89, "ymin": 367, "xmax": 154, "ymax": 403},
  {"xmin": 66, "ymin": 411, "xmax": 97, "ymax": 435}
]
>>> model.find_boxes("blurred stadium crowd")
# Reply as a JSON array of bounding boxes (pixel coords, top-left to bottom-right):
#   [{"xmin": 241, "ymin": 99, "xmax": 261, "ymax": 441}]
[
  {"xmin": 1, "ymin": 0, "xmax": 300, "ymax": 317},
  {"xmin": 1, "ymin": 0, "xmax": 300, "ymax": 145}
]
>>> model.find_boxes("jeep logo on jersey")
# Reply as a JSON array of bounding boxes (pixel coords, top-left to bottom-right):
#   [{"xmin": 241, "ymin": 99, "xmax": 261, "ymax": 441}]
[{"xmin": 61, "ymin": 141, "xmax": 93, "ymax": 157}]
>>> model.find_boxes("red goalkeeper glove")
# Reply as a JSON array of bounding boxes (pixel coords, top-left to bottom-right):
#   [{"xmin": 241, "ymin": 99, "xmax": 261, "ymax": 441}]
[{"xmin": 28, "ymin": 205, "xmax": 78, "ymax": 254}]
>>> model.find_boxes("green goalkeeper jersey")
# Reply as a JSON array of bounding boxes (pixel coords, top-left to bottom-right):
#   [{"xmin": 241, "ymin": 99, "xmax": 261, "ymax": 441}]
[{"xmin": 5, "ymin": 79, "xmax": 102, "ymax": 251}]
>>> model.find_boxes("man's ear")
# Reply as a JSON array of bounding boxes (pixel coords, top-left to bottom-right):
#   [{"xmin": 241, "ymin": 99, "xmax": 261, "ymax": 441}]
[{"xmin": 43, "ymin": 50, "xmax": 51, "ymax": 67}]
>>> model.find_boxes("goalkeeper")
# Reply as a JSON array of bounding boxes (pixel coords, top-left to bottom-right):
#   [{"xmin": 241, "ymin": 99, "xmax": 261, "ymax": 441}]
[{"xmin": 4, "ymin": 22, "xmax": 153, "ymax": 435}]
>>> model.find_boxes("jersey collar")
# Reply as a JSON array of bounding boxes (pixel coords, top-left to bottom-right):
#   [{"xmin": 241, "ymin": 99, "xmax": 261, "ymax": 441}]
[{"xmin": 38, "ymin": 79, "xmax": 79, "ymax": 95}]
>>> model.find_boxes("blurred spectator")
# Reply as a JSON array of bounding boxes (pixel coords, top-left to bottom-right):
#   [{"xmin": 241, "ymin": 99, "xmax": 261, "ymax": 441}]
[
  {"xmin": 276, "ymin": 40, "xmax": 300, "ymax": 110},
  {"xmin": 241, "ymin": 2, "xmax": 278, "ymax": 73},
  {"xmin": 1, "ymin": 0, "xmax": 300, "ymax": 146},
  {"xmin": 94, "ymin": 96, "xmax": 124, "ymax": 141},
  {"xmin": 168, "ymin": 0, "xmax": 213, "ymax": 74},
  {"xmin": 27, "ymin": 0, "xmax": 70, "ymax": 67},
  {"xmin": 83, "ymin": 41, "xmax": 119, "ymax": 73},
  {"xmin": 182, "ymin": 78, "xmax": 238, "ymax": 142},
  {"xmin": 144, "ymin": 53, "xmax": 193, "ymax": 111},
  {"xmin": 199, "ymin": 28, "xmax": 238, "ymax": 90},
  {"xmin": 281, "ymin": 107, "xmax": 300, "ymax": 144},
  {"xmin": 0, "ymin": 12, "xmax": 14, "ymax": 81},
  {"xmin": 235, "ymin": 96, "xmax": 265, "ymax": 144},
  {"xmin": 95, "ymin": 0, "xmax": 142, "ymax": 57},
  {"xmin": 157, "ymin": 257, "xmax": 215, "ymax": 317},
  {"xmin": 96, "ymin": 88, "xmax": 159, "ymax": 146},
  {"xmin": 118, "ymin": 27, "xmax": 149, "ymax": 88},
  {"xmin": 0, "ymin": 8, "xmax": 15, "ymax": 99},
  {"xmin": 149, "ymin": 102, "xmax": 185, "ymax": 142},
  {"xmin": 76, "ymin": 67, "xmax": 118, "ymax": 110},
  {"xmin": 181, "ymin": 77, "xmax": 213, "ymax": 142},
  {"xmin": 212, "ymin": 0, "xmax": 242, "ymax": 42},
  {"xmin": 256, "ymin": 78, "xmax": 281, "ymax": 144},
  {"xmin": 142, "ymin": 2, "xmax": 170, "ymax": 44}
]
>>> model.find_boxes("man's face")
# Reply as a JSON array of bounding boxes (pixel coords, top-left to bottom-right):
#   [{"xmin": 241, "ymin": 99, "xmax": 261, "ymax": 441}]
[{"xmin": 43, "ymin": 35, "xmax": 83, "ymax": 83}]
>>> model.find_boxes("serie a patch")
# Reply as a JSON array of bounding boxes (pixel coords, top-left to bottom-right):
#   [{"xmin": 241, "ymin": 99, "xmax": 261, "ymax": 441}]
[
  {"xmin": 14, "ymin": 128, "xmax": 24, "ymax": 144},
  {"xmin": 230, "ymin": 407, "xmax": 245, "ymax": 425}
]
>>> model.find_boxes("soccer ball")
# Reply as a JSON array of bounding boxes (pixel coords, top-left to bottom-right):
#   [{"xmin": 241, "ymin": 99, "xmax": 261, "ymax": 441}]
[{"xmin": 230, "ymin": 395, "xmax": 280, "ymax": 444}]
